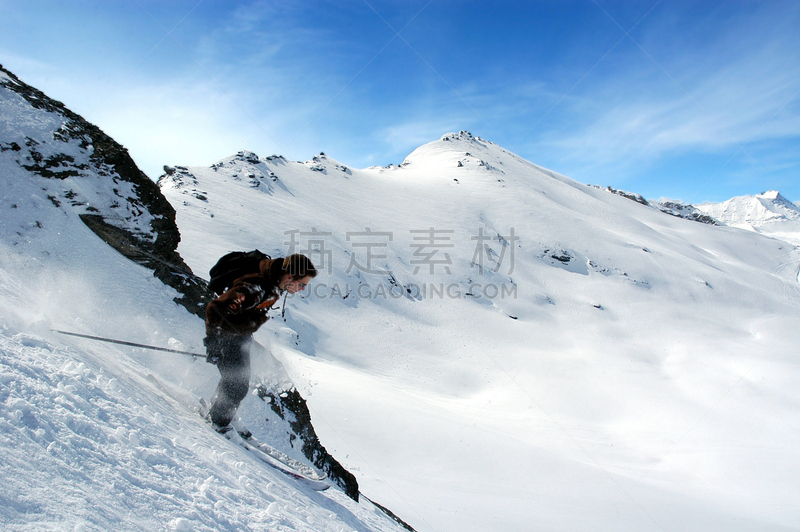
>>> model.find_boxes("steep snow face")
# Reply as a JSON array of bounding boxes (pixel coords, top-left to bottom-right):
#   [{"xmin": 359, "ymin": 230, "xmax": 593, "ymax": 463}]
[
  {"xmin": 0, "ymin": 187, "xmax": 405, "ymax": 531},
  {"xmin": 161, "ymin": 133, "xmax": 800, "ymax": 532},
  {"xmin": 1, "ymin": 68, "xmax": 407, "ymax": 531},
  {"xmin": 0, "ymin": 328, "xmax": 407, "ymax": 532},
  {"xmin": 0, "ymin": 64, "xmax": 210, "ymax": 318}
]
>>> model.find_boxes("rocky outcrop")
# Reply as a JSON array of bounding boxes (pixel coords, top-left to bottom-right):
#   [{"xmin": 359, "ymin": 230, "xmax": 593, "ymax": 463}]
[
  {"xmin": 605, "ymin": 186, "xmax": 650, "ymax": 206},
  {"xmin": 0, "ymin": 64, "xmax": 209, "ymax": 317},
  {"xmin": 655, "ymin": 200, "xmax": 718, "ymax": 225},
  {"xmin": 254, "ymin": 384, "xmax": 360, "ymax": 501},
  {"xmin": 591, "ymin": 184, "xmax": 719, "ymax": 225},
  {"xmin": 251, "ymin": 385, "xmax": 415, "ymax": 528}
]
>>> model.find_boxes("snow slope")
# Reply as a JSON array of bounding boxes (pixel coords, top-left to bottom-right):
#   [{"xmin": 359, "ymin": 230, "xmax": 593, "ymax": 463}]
[
  {"xmin": 158, "ymin": 132, "xmax": 800, "ymax": 531},
  {"xmin": 0, "ymin": 69, "xmax": 408, "ymax": 531},
  {"xmin": 0, "ymin": 159, "xmax": 408, "ymax": 532}
]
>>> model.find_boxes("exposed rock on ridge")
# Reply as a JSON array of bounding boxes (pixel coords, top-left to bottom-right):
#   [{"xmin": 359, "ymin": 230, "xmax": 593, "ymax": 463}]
[
  {"xmin": 255, "ymin": 385, "xmax": 360, "ymax": 501},
  {"xmin": 0, "ymin": 64, "xmax": 209, "ymax": 317}
]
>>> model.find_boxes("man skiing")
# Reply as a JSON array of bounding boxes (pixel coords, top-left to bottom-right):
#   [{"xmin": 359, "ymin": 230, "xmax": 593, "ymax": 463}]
[{"xmin": 204, "ymin": 253, "xmax": 317, "ymax": 434}]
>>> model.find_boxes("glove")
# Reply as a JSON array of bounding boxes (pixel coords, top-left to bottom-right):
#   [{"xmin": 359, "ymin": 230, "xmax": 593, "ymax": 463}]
[{"xmin": 203, "ymin": 336, "xmax": 223, "ymax": 365}]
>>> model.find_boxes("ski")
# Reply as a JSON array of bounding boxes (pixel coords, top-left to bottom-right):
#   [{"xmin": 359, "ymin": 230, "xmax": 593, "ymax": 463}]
[
  {"xmin": 237, "ymin": 435, "xmax": 330, "ymax": 491},
  {"xmin": 196, "ymin": 396, "xmax": 330, "ymax": 489},
  {"xmin": 236, "ymin": 427, "xmax": 326, "ymax": 480},
  {"xmin": 144, "ymin": 374, "xmax": 329, "ymax": 491}
]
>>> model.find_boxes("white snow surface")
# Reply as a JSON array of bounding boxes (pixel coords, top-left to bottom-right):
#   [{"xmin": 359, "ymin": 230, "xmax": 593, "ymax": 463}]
[
  {"xmin": 0, "ymin": 193, "xmax": 403, "ymax": 532},
  {"xmin": 2, "ymin": 122, "xmax": 800, "ymax": 532}
]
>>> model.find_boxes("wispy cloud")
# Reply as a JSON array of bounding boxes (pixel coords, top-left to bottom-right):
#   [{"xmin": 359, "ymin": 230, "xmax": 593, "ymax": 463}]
[{"xmin": 514, "ymin": 4, "xmax": 800, "ymax": 195}]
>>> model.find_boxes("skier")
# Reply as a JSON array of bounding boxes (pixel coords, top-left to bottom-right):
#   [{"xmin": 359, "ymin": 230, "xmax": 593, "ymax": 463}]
[{"xmin": 204, "ymin": 253, "xmax": 317, "ymax": 434}]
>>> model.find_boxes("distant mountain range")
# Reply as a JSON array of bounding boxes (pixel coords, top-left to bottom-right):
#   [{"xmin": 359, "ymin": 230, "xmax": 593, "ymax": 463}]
[
  {"xmin": 598, "ymin": 184, "xmax": 800, "ymax": 246},
  {"xmin": 697, "ymin": 190, "xmax": 800, "ymax": 225}
]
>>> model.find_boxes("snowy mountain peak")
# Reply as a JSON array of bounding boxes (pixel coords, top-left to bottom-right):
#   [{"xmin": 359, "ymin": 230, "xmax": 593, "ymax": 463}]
[
  {"xmin": 394, "ymin": 130, "xmax": 516, "ymax": 179},
  {"xmin": 696, "ymin": 189, "xmax": 800, "ymax": 227},
  {"xmin": 756, "ymin": 189, "xmax": 799, "ymax": 214},
  {"xmin": 759, "ymin": 189, "xmax": 782, "ymax": 201},
  {"xmin": 440, "ymin": 130, "xmax": 483, "ymax": 143}
]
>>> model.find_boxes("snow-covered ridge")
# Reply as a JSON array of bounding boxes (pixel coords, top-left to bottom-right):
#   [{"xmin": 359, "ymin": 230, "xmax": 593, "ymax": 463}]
[
  {"xmin": 0, "ymin": 63, "xmax": 208, "ymax": 316},
  {"xmin": 590, "ymin": 185, "xmax": 800, "ymax": 237},
  {"xmin": 696, "ymin": 190, "xmax": 800, "ymax": 226},
  {"xmin": 0, "ymin": 64, "xmax": 160, "ymax": 240}
]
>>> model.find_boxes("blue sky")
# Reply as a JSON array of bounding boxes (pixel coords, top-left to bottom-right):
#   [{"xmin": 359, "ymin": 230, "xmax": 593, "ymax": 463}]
[{"xmin": 2, "ymin": 0, "xmax": 799, "ymax": 203}]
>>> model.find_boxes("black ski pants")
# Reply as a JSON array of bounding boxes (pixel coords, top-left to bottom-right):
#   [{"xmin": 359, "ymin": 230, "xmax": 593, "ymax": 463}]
[{"xmin": 207, "ymin": 334, "xmax": 252, "ymax": 428}]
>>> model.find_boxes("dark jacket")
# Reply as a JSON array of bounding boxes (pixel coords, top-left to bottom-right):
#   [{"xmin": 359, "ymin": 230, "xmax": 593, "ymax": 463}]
[{"xmin": 205, "ymin": 258, "xmax": 284, "ymax": 336}]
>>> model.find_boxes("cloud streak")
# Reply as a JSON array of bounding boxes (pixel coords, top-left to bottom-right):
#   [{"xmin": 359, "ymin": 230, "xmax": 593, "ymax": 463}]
[{"xmin": 510, "ymin": 2, "xmax": 800, "ymax": 200}]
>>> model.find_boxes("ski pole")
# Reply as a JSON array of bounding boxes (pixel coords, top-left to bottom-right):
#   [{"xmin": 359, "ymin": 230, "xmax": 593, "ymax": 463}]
[{"xmin": 53, "ymin": 330, "xmax": 204, "ymax": 358}]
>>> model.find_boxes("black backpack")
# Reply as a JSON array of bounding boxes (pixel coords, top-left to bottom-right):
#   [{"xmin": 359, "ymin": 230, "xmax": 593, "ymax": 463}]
[{"xmin": 208, "ymin": 249, "xmax": 270, "ymax": 295}]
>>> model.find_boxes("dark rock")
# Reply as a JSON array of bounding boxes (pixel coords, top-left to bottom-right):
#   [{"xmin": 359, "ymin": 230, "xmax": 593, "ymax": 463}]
[
  {"xmin": 255, "ymin": 385, "xmax": 360, "ymax": 501},
  {"xmin": 607, "ymin": 186, "xmax": 649, "ymax": 206},
  {"xmin": 1, "ymin": 63, "xmax": 211, "ymax": 317}
]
